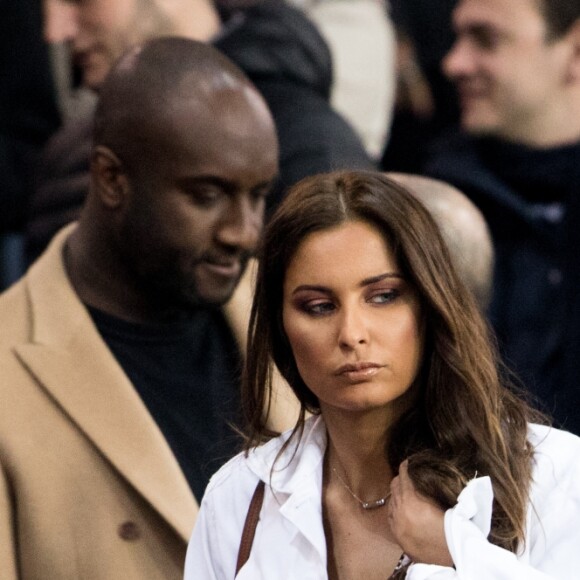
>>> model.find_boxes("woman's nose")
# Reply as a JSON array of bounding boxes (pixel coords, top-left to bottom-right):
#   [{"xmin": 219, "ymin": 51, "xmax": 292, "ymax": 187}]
[{"xmin": 337, "ymin": 306, "xmax": 369, "ymax": 349}]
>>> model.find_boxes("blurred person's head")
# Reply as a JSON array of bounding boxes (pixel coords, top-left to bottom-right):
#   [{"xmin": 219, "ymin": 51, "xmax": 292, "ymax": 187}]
[
  {"xmin": 43, "ymin": 0, "xmax": 221, "ymax": 89},
  {"xmin": 443, "ymin": 0, "xmax": 580, "ymax": 147},
  {"xmin": 69, "ymin": 37, "xmax": 278, "ymax": 321},
  {"xmin": 387, "ymin": 173, "xmax": 494, "ymax": 310}
]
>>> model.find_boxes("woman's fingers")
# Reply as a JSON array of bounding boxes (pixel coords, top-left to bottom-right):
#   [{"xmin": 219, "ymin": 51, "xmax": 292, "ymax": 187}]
[{"xmin": 387, "ymin": 459, "xmax": 453, "ymax": 567}]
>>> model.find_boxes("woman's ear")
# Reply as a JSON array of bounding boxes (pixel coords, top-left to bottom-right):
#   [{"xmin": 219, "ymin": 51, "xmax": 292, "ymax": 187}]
[{"xmin": 90, "ymin": 145, "xmax": 130, "ymax": 209}]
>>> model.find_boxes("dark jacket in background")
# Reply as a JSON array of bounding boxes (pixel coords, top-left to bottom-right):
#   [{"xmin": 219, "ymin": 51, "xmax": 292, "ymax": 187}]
[
  {"xmin": 26, "ymin": 0, "xmax": 373, "ymax": 263},
  {"xmin": 382, "ymin": 0, "xmax": 459, "ymax": 174},
  {"xmin": 425, "ymin": 131, "xmax": 580, "ymax": 435},
  {"xmin": 216, "ymin": 0, "xmax": 374, "ymax": 210},
  {"xmin": 0, "ymin": 0, "xmax": 61, "ymax": 234}
]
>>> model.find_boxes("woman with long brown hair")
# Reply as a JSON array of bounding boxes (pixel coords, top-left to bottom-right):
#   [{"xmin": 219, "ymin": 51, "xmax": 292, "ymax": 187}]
[{"xmin": 185, "ymin": 171, "xmax": 580, "ymax": 579}]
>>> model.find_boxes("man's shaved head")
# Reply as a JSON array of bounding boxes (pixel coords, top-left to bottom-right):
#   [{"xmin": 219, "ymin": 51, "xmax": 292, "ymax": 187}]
[
  {"xmin": 93, "ymin": 36, "xmax": 263, "ymax": 175},
  {"xmin": 387, "ymin": 173, "xmax": 494, "ymax": 309}
]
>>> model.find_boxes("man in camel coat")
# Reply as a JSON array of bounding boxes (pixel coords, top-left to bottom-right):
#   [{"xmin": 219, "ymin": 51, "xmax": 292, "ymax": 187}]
[{"xmin": 0, "ymin": 38, "xmax": 297, "ymax": 579}]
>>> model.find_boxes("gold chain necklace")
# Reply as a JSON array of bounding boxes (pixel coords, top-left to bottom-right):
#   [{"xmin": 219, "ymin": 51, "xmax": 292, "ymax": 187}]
[{"xmin": 331, "ymin": 466, "xmax": 392, "ymax": 510}]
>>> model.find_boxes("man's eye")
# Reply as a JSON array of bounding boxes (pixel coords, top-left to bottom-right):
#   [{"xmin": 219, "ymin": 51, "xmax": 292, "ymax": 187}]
[
  {"xmin": 190, "ymin": 187, "xmax": 221, "ymax": 206},
  {"xmin": 473, "ymin": 30, "xmax": 501, "ymax": 51},
  {"xmin": 252, "ymin": 187, "xmax": 270, "ymax": 201}
]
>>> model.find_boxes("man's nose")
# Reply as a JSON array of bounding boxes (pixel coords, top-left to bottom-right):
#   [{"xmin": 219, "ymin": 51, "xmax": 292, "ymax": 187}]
[
  {"xmin": 218, "ymin": 196, "xmax": 264, "ymax": 252},
  {"xmin": 442, "ymin": 38, "xmax": 474, "ymax": 80},
  {"xmin": 43, "ymin": 0, "xmax": 79, "ymax": 44}
]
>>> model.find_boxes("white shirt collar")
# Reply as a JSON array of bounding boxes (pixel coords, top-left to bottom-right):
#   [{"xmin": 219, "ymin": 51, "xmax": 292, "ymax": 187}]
[{"xmin": 245, "ymin": 415, "xmax": 327, "ymax": 495}]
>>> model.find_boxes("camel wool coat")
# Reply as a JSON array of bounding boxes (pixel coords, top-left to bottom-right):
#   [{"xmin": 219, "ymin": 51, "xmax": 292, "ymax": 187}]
[{"xmin": 0, "ymin": 225, "xmax": 298, "ymax": 579}]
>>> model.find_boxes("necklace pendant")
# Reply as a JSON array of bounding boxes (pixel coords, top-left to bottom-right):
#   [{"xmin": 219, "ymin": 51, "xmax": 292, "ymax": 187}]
[{"xmin": 361, "ymin": 497, "xmax": 386, "ymax": 510}]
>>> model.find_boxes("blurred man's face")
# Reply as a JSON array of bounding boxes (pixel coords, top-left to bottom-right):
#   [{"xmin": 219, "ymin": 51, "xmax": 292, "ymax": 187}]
[
  {"xmin": 443, "ymin": 0, "xmax": 574, "ymax": 145},
  {"xmin": 43, "ymin": 0, "xmax": 175, "ymax": 89}
]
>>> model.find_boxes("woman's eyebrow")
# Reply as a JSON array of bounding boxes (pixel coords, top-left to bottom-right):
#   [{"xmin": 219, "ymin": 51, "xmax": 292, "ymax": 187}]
[
  {"xmin": 359, "ymin": 272, "xmax": 403, "ymax": 287},
  {"xmin": 291, "ymin": 284, "xmax": 331, "ymax": 295},
  {"xmin": 291, "ymin": 273, "xmax": 402, "ymax": 295}
]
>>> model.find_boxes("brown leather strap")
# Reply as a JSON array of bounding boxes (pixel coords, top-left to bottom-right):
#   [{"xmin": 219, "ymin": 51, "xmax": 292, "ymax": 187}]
[{"xmin": 235, "ymin": 480, "xmax": 265, "ymax": 576}]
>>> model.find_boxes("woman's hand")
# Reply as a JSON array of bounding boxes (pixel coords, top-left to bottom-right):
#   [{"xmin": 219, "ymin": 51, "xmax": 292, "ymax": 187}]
[{"xmin": 388, "ymin": 460, "xmax": 454, "ymax": 567}]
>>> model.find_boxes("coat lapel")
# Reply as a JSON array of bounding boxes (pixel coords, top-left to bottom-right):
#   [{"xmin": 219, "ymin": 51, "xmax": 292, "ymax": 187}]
[{"xmin": 16, "ymin": 226, "xmax": 197, "ymax": 542}]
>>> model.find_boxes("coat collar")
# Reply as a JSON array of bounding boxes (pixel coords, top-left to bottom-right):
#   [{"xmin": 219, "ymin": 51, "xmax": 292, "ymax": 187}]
[{"xmin": 15, "ymin": 225, "xmax": 197, "ymax": 542}]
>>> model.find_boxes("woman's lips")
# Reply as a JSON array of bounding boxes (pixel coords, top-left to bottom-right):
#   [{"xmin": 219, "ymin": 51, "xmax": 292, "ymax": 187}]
[{"xmin": 335, "ymin": 363, "xmax": 383, "ymax": 382}]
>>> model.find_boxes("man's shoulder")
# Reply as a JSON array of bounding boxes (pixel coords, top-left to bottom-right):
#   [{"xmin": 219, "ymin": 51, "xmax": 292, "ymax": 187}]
[
  {"xmin": 0, "ymin": 226, "xmax": 82, "ymax": 349},
  {"xmin": 423, "ymin": 129, "xmax": 490, "ymax": 197},
  {"xmin": 424, "ymin": 129, "xmax": 480, "ymax": 175},
  {"xmin": 0, "ymin": 271, "xmax": 35, "ymax": 347},
  {"xmin": 424, "ymin": 129, "xmax": 523, "ymax": 213}
]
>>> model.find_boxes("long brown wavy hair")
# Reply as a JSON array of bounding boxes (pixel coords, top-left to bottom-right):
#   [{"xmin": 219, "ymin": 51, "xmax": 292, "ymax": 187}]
[{"xmin": 242, "ymin": 170, "xmax": 541, "ymax": 555}]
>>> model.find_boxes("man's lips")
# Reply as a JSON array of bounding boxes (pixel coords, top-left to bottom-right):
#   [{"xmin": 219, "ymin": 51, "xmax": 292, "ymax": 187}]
[
  {"xmin": 456, "ymin": 82, "xmax": 489, "ymax": 102},
  {"xmin": 73, "ymin": 45, "xmax": 106, "ymax": 71},
  {"xmin": 200, "ymin": 259, "xmax": 242, "ymax": 279}
]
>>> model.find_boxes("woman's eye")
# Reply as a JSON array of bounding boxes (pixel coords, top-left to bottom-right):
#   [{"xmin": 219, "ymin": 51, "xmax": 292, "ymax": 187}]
[
  {"xmin": 303, "ymin": 301, "xmax": 335, "ymax": 315},
  {"xmin": 369, "ymin": 289, "xmax": 399, "ymax": 304}
]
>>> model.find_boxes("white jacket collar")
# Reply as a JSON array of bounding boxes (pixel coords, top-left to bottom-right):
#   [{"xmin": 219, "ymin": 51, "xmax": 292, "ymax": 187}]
[
  {"xmin": 245, "ymin": 415, "xmax": 327, "ymax": 495},
  {"xmin": 241, "ymin": 416, "xmax": 329, "ymax": 568}
]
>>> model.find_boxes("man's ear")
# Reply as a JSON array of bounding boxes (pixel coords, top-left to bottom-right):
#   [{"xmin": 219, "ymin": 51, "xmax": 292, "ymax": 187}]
[
  {"xmin": 564, "ymin": 19, "xmax": 580, "ymax": 83},
  {"xmin": 90, "ymin": 146, "xmax": 130, "ymax": 209}
]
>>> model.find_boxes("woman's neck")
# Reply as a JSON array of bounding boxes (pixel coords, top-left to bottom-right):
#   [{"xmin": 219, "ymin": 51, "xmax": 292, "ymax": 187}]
[{"xmin": 323, "ymin": 407, "xmax": 395, "ymax": 499}]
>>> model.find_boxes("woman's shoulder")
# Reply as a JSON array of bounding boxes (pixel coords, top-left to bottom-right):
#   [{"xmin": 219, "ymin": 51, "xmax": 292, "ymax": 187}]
[
  {"xmin": 528, "ymin": 423, "xmax": 580, "ymax": 495},
  {"xmin": 202, "ymin": 446, "xmax": 268, "ymax": 510},
  {"xmin": 529, "ymin": 423, "xmax": 580, "ymax": 459},
  {"xmin": 202, "ymin": 424, "xmax": 298, "ymax": 496},
  {"xmin": 522, "ymin": 424, "xmax": 580, "ymax": 559},
  {"xmin": 203, "ymin": 416, "xmax": 325, "ymax": 504},
  {"xmin": 197, "ymin": 451, "xmax": 263, "ymax": 542}
]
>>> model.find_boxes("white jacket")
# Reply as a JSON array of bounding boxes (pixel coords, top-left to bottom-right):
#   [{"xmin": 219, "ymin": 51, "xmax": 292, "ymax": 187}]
[{"xmin": 185, "ymin": 416, "xmax": 580, "ymax": 579}]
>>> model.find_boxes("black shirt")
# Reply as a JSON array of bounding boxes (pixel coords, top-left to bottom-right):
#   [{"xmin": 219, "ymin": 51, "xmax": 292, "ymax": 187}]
[{"xmin": 89, "ymin": 306, "xmax": 243, "ymax": 501}]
